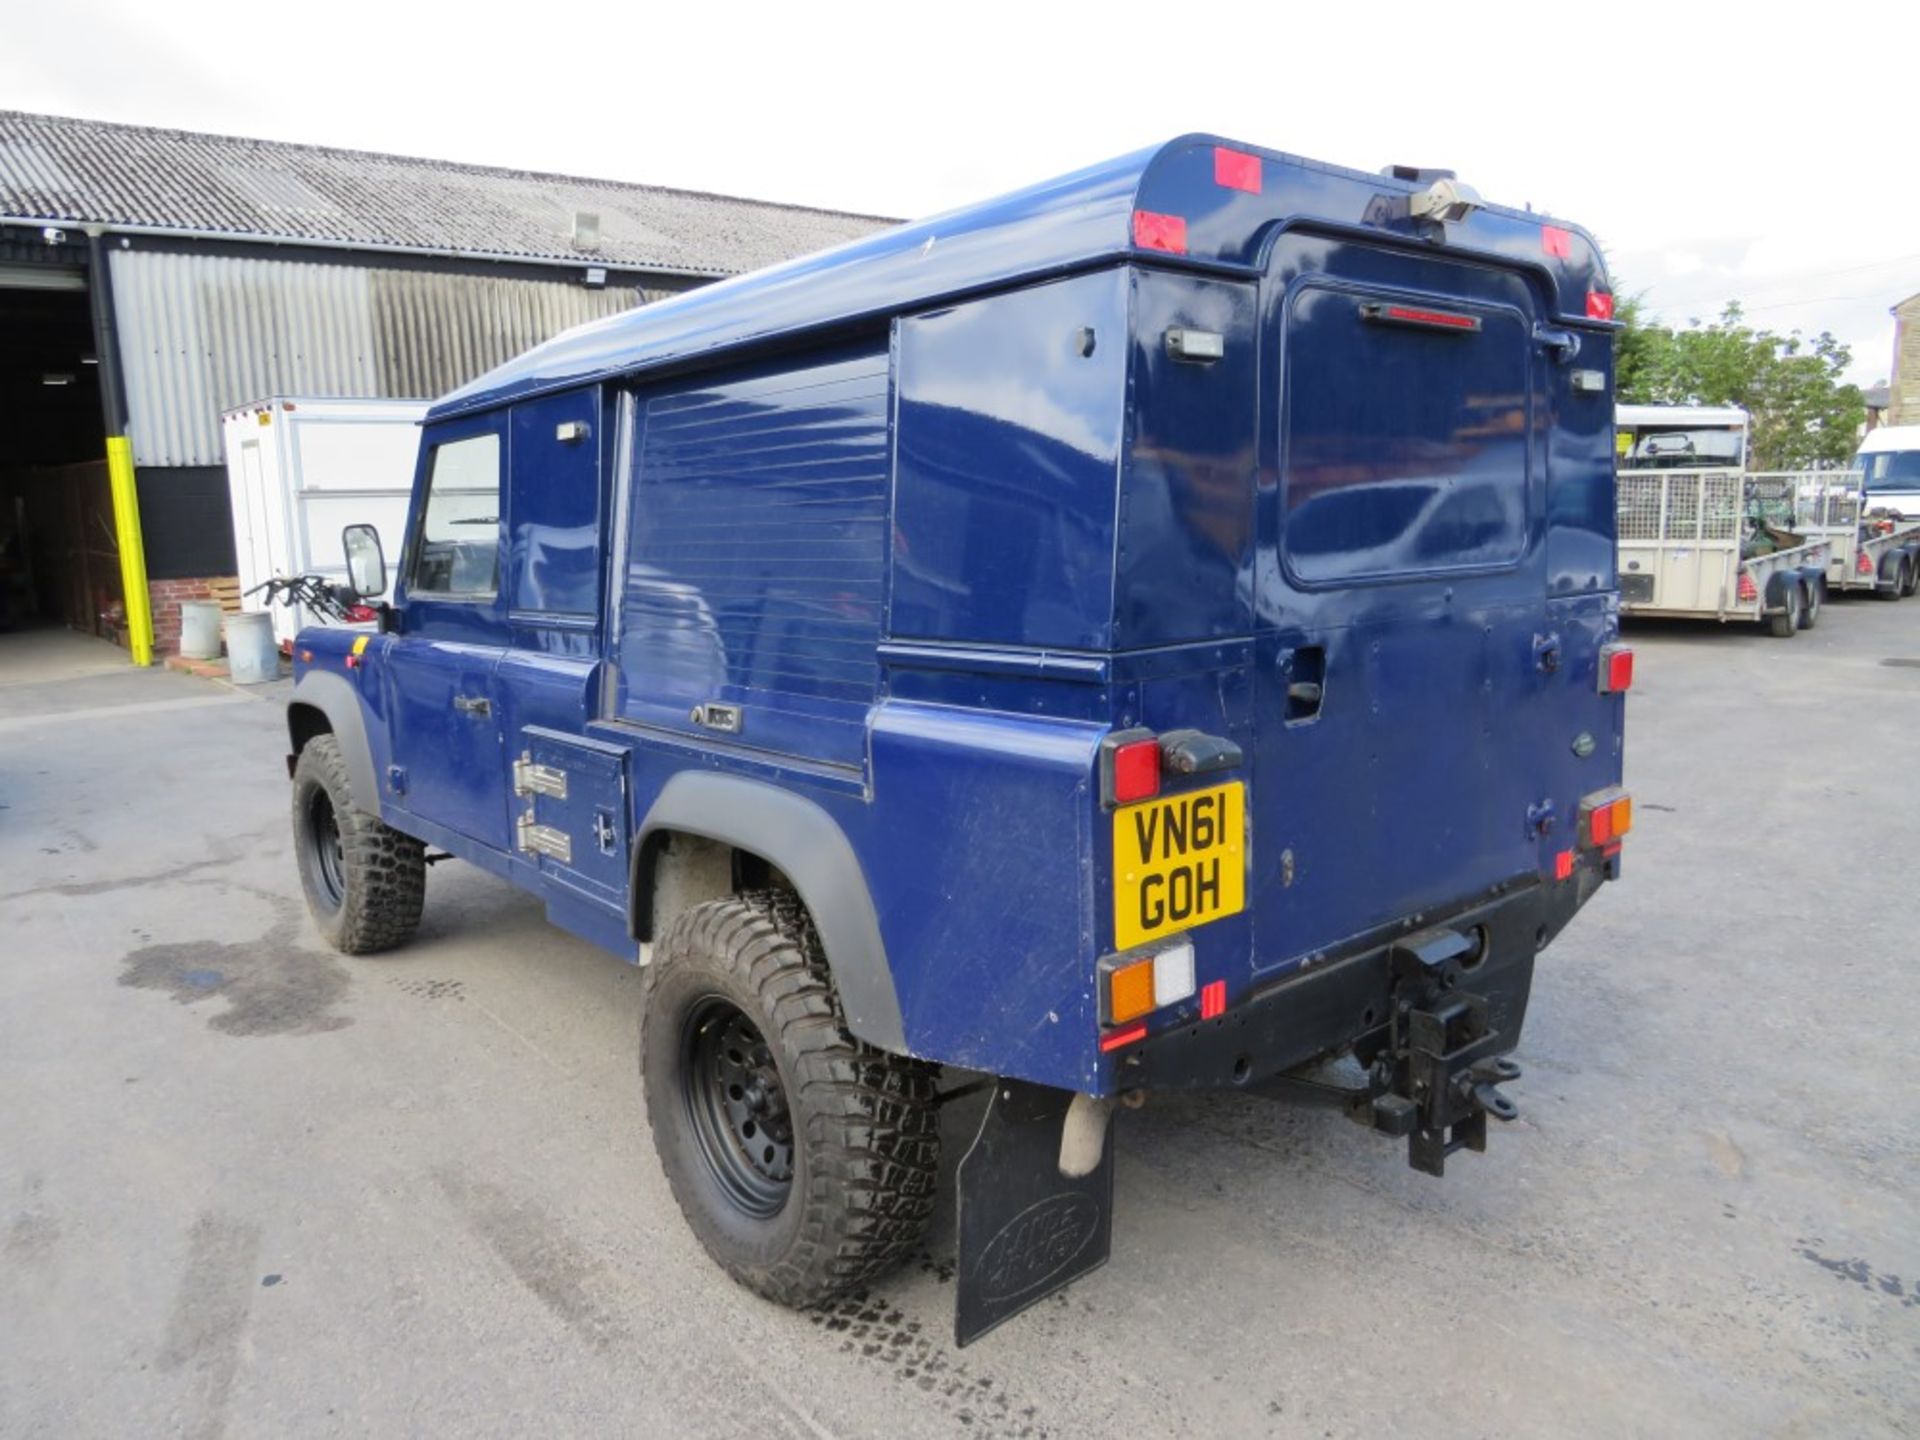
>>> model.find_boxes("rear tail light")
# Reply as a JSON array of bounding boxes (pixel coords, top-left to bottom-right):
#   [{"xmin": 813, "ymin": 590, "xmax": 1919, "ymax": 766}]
[
  {"xmin": 1102, "ymin": 940, "xmax": 1198, "ymax": 1031},
  {"xmin": 1598, "ymin": 643, "xmax": 1633, "ymax": 694},
  {"xmin": 1581, "ymin": 790, "xmax": 1632, "ymax": 847},
  {"xmin": 1858, "ymin": 550, "xmax": 1875, "ymax": 576},
  {"xmin": 1737, "ymin": 571, "xmax": 1758, "ymax": 603},
  {"xmin": 1103, "ymin": 729, "xmax": 1163, "ymax": 806}
]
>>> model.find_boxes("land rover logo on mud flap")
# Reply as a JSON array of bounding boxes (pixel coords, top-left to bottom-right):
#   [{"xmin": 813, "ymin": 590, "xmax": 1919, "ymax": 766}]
[{"xmin": 975, "ymin": 1192, "xmax": 1101, "ymax": 1303}]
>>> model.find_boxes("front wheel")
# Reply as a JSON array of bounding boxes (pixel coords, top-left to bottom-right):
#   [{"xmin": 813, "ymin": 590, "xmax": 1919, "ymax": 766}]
[
  {"xmin": 291, "ymin": 734, "xmax": 425, "ymax": 953},
  {"xmin": 641, "ymin": 892, "xmax": 938, "ymax": 1307}
]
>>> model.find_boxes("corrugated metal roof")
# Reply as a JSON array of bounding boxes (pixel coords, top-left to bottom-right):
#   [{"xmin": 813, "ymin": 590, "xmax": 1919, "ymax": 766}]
[
  {"xmin": 111, "ymin": 247, "xmax": 664, "ymax": 465},
  {"xmin": 0, "ymin": 110, "xmax": 895, "ymax": 278}
]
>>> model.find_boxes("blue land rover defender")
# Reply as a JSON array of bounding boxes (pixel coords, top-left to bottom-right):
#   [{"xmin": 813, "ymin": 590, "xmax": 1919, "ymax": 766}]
[{"xmin": 286, "ymin": 136, "xmax": 1631, "ymax": 1344}]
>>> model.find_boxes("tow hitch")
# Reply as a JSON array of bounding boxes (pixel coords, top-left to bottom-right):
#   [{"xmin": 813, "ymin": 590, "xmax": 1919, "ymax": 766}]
[{"xmin": 1258, "ymin": 926, "xmax": 1523, "ymax": 1176}]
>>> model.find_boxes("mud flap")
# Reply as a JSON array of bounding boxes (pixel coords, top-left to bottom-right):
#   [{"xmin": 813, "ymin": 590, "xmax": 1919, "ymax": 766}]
[{"xmin": 953, "ymin": 1079, "xmax": 1114, "ymax": 1347}]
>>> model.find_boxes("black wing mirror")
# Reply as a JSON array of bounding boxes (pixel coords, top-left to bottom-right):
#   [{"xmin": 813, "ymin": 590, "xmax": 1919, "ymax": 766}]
[{"xmin": 341, "ymin": 523, "xmax": 388, "ymax": 600}]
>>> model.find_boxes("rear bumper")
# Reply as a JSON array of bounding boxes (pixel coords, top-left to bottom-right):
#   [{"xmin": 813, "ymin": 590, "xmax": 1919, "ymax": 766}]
[{"xmin": 1112, "ymin": 860, "xmax": 1610, "ymax": 1094}]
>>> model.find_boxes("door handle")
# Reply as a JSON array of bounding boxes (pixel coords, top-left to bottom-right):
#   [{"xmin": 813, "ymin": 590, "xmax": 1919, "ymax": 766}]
[{"xmin": 453, "ymin": 695, "xmax": 491, "ymax": 717}]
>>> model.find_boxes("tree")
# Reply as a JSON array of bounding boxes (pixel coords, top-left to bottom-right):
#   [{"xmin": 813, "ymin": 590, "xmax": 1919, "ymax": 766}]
[{"xmin": 1613, "ymin": 299, "xmax": 1865, "ymax": 468}]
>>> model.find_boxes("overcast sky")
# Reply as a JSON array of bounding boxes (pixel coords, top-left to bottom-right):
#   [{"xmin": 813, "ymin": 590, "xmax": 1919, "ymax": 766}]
[{"xmin": 6, "ymin": 0, "xmax": 1915, "ymax": 387}]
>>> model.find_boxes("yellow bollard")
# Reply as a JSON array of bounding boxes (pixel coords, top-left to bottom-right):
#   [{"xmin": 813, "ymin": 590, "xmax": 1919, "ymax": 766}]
[{"xmin": 105, "ymin": 435, "xmax": 153, "ymax": 666}]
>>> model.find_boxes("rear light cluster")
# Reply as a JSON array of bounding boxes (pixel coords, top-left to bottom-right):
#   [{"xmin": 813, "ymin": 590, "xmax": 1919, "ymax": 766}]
[
  {"xmin": 1597, "ymin": 643, "xmax": 1633, "ymax": 694},
  {"xmin": 1737, "ymin": 571, "xmax": 1759, "ymax": 603},
  {"xmin": 1581, "ymin": 789, "xmax": 1633, "ymax": 848},
  {"xmin": 1101, "ymin": 940, "xmax": 1197, "ymax": 1049},
  {"xmin": 1858, "ymin": 550, "xmax": 1876, "ymax": 576}
]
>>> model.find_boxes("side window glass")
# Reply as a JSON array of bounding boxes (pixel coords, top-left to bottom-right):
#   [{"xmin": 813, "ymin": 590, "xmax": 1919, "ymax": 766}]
[{"xmin": 410, "ymin": 434, "xmax": 502, "ymax": 597}]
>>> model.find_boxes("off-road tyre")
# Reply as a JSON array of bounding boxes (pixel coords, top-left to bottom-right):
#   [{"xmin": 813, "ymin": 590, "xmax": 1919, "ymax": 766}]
[
  {"xmin": 291, "ymin": 734, "xmax": 425, "ymax": 954},
  {"xmin": 1767, "ymin": 584, "xmax": 1801, "ymax": 637},
  {"xmin": 641, "ymin": 890, "xmax": 938, "ymax": 1308},
  {"xmin": 1798, "ymin": 579, "xmax": 1822, "ymax": 630}
]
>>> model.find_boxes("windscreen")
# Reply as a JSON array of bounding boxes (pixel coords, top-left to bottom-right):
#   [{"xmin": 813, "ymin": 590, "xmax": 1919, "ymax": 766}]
[
  {"xmin": 1861, "ymin": 448, "xmax": 1920, "ymax": 490},
  {"xmin": 1620, "ymin": 425, "xmax": 1746, "ymax": 470},
  {"xmin": 1282, "ymin": 287, "xmax": 1530, "ymax": 582}
]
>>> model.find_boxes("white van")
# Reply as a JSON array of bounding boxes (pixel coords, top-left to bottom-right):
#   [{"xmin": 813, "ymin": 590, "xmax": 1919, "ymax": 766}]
[{"xmin": 1858, "ymin": 424, "xmax": 1920, "ymax": 520}]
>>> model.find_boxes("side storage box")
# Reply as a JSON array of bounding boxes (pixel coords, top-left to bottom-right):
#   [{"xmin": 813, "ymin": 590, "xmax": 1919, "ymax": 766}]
[{"xmin": 513, "ymin": 726, "xmax": 630, "ymax": 916}]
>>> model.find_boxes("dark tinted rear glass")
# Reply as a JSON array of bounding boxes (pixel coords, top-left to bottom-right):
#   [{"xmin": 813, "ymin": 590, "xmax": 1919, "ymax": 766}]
[{"xmin": 1282, "ymin": 286, "xmax": 1530, "ymax": 582}]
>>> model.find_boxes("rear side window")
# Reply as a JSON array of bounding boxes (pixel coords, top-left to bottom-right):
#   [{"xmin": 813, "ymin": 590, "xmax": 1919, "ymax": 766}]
[
  {"xmin": 410, "ymin": 433, "xmax": 502, "ymax": 597},
  {"xmin": 1281, "ymin": 286, "xmax": 1531, "ymax": 583}
]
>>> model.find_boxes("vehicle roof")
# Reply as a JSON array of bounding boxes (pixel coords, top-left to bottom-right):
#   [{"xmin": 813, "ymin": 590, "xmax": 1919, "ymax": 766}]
[
  {"xmin": 430, "ymin": 135, "xmax": 1612, "ymax": 422},
  {"xmin": 1858, "ymin": 424, "xmax": 1920, "ymax": 453},
  {"xmin": 1616, "ymin": 404, "xmax": 1750, "ymax": 427}
]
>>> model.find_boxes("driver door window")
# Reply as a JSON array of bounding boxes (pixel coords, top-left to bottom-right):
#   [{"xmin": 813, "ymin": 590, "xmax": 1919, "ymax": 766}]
[{"xmin": 411, "ymin": 434, "xmax": 502, "ymax": 597}]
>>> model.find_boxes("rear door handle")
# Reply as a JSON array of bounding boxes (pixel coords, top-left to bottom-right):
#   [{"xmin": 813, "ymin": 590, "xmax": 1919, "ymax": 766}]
[{"xmin": 453, "ymin": 695, "xmax": 491, "ymax": 717}]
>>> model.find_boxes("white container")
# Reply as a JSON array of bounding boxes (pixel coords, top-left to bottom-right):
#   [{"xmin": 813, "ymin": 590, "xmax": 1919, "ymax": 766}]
[
  {"xmin": 178, "ymin": 600, "xmax": 223, "ymax": 659},
  {"xmin": 225, "ymin": 611, "xmax": 280, "ymax": 684},
  {"xmin": 221, "ymin": 396, "xmax": 426, "ymax": 645}
]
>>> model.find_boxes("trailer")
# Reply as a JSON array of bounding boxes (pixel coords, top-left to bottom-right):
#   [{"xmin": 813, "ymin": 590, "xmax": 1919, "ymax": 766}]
[
  {"xmin": 1771, "ymin": 471, "xmax": 1920, "ymax": 599},
  {"xmin": 222, "ymin": 397, "xmax": 427, "ymax": 645},
  {"xmin": 1617, "ymin": 469, "xmax": 1833, "ymax": 635}
]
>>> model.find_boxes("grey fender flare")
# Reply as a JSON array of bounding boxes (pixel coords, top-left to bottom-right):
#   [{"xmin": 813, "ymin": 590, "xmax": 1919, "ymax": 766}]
[
  {"xmin": 286, "ymin": 670, "xmax": 380, "ymax": 813},
  {"xmin": 635, "ymin": 771, "xmax": 906, "ymax": 1055}
]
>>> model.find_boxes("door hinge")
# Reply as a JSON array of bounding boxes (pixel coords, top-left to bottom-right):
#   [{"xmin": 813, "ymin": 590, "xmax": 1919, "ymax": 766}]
[
  {"xmin": 516, "ymin": 812, "xmax": 572, "ymax": 864},
  {"xmin": 512, "ymin": 752, "xmax": 568, "ymax": 799}
]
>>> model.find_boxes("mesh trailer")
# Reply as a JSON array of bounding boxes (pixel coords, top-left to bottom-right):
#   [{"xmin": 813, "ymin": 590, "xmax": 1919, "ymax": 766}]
[
  {"xmin": 1773, "ymin": 472, "xmax": 1920, "ymax": 599},
  {"xmin": 1616, "ymin": 469, "xmax": 1833, "ymax": 635}
]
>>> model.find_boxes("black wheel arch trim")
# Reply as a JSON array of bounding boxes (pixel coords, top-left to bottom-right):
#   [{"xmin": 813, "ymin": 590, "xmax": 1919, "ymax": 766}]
[
  {"xmin": 287, "ymin": 671, "xmax": 379, "ymax": 813},
  {"xmin": 1763, "ymin": 571, "xmax": 1801, "ymax": 611},
  {"xmin": 635, "ymin": 771, "xmax": 907, "ymax": 1055}
]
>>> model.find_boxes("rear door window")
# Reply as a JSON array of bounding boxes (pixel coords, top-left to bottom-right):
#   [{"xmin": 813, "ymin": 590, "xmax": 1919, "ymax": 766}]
[{"xmin": 1281, "ymin": 284, "xmax": 1531, "ymax": 583}]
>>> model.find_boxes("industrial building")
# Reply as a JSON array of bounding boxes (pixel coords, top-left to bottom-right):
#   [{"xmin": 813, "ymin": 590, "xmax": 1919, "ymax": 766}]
[{"xmin": 0, "ymin": 110, "xmax": 891, "ymax": 659}]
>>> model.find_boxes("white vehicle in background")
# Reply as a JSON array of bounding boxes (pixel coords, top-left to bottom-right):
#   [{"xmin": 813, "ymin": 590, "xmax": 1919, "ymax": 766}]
[
  {"xmin": 1616, "ymin": 404, "xmax": 1749, "ymax": 472},
  {"xmin": 1857, "ymin": 425, "xmax": 1920, "ymax": 522},
  {"xmin": 222, "ymin": 397, "xmax": 426, "ymax": 645}
]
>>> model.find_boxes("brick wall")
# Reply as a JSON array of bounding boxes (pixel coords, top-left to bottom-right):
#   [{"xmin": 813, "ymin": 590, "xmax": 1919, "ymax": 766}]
[{"xmin": 149, "ymin": 576, "xmax": 234, "ymax": 655}]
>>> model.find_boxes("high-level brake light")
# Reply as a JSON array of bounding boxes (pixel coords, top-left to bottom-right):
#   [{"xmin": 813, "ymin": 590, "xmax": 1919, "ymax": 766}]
[{"xmin": 1132, "ymin": 210, "xmax": 1188, "ymax": 255}]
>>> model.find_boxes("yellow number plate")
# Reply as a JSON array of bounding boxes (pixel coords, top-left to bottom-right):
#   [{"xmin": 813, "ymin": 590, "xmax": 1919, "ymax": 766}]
[{"xmin": 1112, "ymin": 782, "xmax": 1245, "ymax": 950}]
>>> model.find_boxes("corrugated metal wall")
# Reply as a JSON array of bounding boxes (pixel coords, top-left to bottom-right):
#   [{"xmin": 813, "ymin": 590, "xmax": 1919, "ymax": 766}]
[{"xmin": 109, "ymin": 248, "xmax": 660, "ymax": 465}]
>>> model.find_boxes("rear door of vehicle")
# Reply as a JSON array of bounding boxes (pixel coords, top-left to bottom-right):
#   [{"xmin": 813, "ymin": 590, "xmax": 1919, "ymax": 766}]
[{"xmin": 1252, "ymin": 232, "xmax": 1554, "ymax": 975}]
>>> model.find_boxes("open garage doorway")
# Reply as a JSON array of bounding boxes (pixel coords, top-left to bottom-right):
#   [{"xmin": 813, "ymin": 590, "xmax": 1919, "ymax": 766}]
[{"xmin": 0, "ymin": 261, "xmax": 120, "ymax": 641}]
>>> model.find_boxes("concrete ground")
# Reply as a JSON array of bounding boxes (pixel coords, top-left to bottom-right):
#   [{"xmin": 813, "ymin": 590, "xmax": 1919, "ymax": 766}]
[{"xmin": 1, "ymin": 611, "xmax": 1916, "ymax": 1440}]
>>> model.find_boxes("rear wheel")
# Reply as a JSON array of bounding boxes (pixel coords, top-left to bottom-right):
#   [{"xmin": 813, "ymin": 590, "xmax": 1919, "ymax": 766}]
[
  {"xmin": 1798, "ymin": 579, "xmax": 1822, "ymax": 630},
  {"xmin": 1767, "ymin": 584, "xmax": 1801, "ymax": 637},
  {"xmin": 1903, "ymin": 558, "xmax": 1919, "ymax": 598},
  {"xmin": 291, "ymin": 734, "xmax": 425, "ymax": 953},
  {"xmin": 1877, "ymin": 560, "xmax": 1908, "ymax": 601},
  {"xmin": 640, "ymin": 891, "xmax": 938, "ymax": 1307}
]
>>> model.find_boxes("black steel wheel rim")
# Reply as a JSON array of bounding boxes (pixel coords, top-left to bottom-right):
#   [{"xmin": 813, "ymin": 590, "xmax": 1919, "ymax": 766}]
[
  {"xmin": 307, "ymin": 789, "xmax": 346, "ymax": 909},
  {"xmin": 680, "ymin": 998, "xmax": 794, "ymax": 1218}
]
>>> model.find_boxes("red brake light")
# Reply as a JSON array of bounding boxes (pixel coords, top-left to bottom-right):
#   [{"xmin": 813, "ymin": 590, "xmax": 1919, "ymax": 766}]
[
  {"xmin": 1541, "ymin": 225, "xmax": 1573, "ymax": 258},
  {"xmin": 1212, "ymin": 147, "xmax": 1261, "ymax": 194},
  {"xmin": 1858, "ymin": 550, "xmax": 1875, "ymax": 575},
  {"xmin": 1599, "ymin": 644, "xmax": 1633, "ymax": 694},
  {"xmin": 1737, "ymin": 571, "xmax": 1758, "ymax": 603},
  {"xmin": 1111, "ymin": 738, "xmax": 1162, "ymax": 805},
  {"xmin": 1586, "ymin": 291, "xmax": 1615, "ymax": 321},
  {"xmin": 1132, "ymin": 210, "xmax": 1188, "ymax": 255}
]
